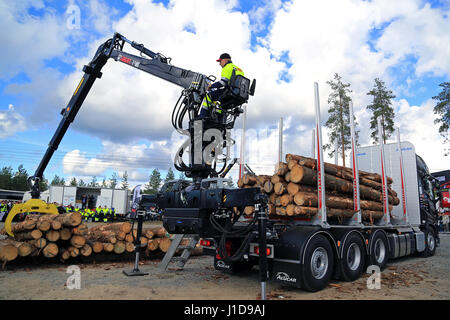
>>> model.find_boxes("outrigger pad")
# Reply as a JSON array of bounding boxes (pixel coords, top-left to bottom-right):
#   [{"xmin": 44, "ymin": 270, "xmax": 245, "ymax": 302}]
[{"xmin": 5, "ymin": 199, "xmax": 59, "ymax": 237}]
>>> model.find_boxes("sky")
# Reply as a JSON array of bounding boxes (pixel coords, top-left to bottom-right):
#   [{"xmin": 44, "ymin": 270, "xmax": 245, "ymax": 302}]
[{"xmin": 0, "ymin": 0, "xmax": 449, "ymax": 190}]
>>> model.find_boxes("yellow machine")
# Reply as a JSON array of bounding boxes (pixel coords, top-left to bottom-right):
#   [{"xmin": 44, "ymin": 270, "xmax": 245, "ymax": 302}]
[{"xmin": 4, "ymin": 199, "xmax": 59, "ymax": 237}]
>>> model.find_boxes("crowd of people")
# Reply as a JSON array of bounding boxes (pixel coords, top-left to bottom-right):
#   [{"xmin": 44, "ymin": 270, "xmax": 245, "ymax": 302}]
[{"xmin": 0, "ymin": 199, "xmax": 120, "ymax": 223}]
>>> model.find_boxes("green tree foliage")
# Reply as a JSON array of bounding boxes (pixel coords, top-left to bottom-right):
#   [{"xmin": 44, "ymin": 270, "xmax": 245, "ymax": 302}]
[
  {"xmin": 178, "ymin": 172, "xmax": 186, "ymax": 180},
  {"xmin": 51, "ymin": 174, "xmax": 65, "ymax": 186},
  {"xmin": 69, "ymin": 177, "xmax": 78, "ymax": 186},
  {"xmin": 101, "ymin": 178, "xmax": 108, "ymax": 188},
  {"xmin": 89, "ymin": 176, "xmax": 98, "ymax": 187},
  {"xmin": 144, "ymin": 169, "xmax": 162, "ymax": 194},
  {"xmin": 0, "ymin": 166, "xmax": 13, "ymax": 190},
  {"xmin": 39, "ymin": 175, "xmax": 49, "ymax": 192},
  {"xmin": 78, "ymin": 179, "xmax": 86, "ymax": 187},
  {"xmin": 10, "ymin": 165, "xmax": 29, "ymax": 191},
  {"xmin": 432, "ymin": 82, "xmax": 450, "ymax": 156},
  {"xmin": 121, "ymin": 171, "xmax": 129, "ymax": 190},
  {"xmin": 366, "ymin": 78, "xmax": 396, "ymax": 144},
  {"xmin": 164, "ymin": 168, "xmax": 175, "ymax": 182},
  {"xmin": 109, "ymin": 172, "xmax": 119, "ymax": 189},
  {"xmin": 323, "ymin": 73, "xmax": 358, "ymax": 166}
]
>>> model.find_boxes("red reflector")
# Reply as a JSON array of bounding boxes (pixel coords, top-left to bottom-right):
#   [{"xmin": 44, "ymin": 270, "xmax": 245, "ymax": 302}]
[
  {"xmin": 254, "ymin": 246, "xmax": 271, "ymax": 256},
  {"xmin": 200, "ymin": 239, "xmax": 211, "ymax": 247},
  {"xmin": 267, "ymin": 248, "xmax": 271, "ymax": 256}
]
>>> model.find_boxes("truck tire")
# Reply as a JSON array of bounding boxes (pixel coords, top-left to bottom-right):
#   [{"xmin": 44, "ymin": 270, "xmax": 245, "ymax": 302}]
[
  {"xmin": 340, "ymin": 233, "xmax": 366, "ymax": 281},
  {"xmin": 420, "ymin": 226, "xmax": 437, "ymax": 257},
  {"xmin": 369, "ymin": 231, "xmax": 389, "ymax": 271},
  {"xmin": 301, "ymin": 234, "xmax": 334, "ymax": 292}
]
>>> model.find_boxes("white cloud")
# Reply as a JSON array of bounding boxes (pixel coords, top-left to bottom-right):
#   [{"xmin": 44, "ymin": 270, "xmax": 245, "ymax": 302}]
[{"xmin": 0, "ymin": 104, "xmax": 26, "ymax": 138}]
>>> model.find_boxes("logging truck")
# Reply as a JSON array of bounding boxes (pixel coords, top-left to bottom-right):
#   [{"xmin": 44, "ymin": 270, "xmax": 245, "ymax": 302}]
[{"xmin": 183, "ymin": 142, "xmax": 441, "ymax": 292}]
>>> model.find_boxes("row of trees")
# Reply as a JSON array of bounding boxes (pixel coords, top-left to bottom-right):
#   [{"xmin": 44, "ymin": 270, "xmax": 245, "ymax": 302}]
[
  {"xmin": 0, "ymin": 166, "xmax": 188, "ymax": 193},
  {"xmin": 324, "ymin": 74, "xmax": 449, "ymax": 164}
]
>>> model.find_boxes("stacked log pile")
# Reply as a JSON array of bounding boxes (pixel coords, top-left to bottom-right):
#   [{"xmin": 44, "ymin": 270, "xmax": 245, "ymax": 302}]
[
  {"xmin": 237, "ymin": 154, "xmax": 400, "ymax": 223},
  {"xmin": 0, "ymin": 213, "xmax": 200, "ymax": 265}
]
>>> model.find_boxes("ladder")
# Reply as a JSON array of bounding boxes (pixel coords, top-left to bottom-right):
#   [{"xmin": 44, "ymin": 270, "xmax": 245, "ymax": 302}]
[{"xmin": 159, "ymin": 234, "xmax": 200, "ymax": 270}]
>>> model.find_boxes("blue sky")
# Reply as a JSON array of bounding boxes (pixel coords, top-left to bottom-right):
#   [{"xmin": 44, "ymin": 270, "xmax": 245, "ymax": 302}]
[{"xmin": 0, "ymin": 0, "xmax": 449, "ymax": 189}]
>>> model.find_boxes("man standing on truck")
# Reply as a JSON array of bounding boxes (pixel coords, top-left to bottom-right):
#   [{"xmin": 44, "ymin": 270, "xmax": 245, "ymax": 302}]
[{"xmin": 199, "ymin": 53, "xmax": 244, "ymax": 119}]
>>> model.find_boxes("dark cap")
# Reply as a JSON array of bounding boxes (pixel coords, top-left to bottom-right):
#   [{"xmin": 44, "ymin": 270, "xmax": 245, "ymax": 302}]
[{"xmin": 216, "ymin": 53, "xmax": 231, "ymax": 62}]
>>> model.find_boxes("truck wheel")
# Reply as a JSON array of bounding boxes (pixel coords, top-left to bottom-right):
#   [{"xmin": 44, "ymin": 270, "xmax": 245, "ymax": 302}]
[
  {"xmin": 301, "ymin": 234, "xmax": 334, "ymax": 292},
  {"xmin": 369, "ymin": 232, "xmax": 389, "ymax": 271},
  {"xmin": 340, "ymin": 233, "xmax": 366, "ymax": 281},
  {"xmin": 420, "ymin": 227, "xmax": 436, "ymax": 257}
]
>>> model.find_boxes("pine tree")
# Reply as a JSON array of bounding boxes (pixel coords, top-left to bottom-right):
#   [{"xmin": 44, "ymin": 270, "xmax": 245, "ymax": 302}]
[
  {"xmin": 89, "ymin": 176, "xmax": 98, "ymax": 187},
  {"xmin": 366, "ymin": 78, "xmax": 396, "ymax": 144},
  {"xmin": 121, "ymin": 171, "xmax": 129, "ymax": 190},
  {"xmin": 432, "ymin": 82, "xmax": 450, "ymax": 156},
  {"xmin": 0, "ymin": 166, "xmax": 13, "ymax": 190},
  {"xmin": 78, "ymin": 179, "xmax": 86, "ymax": 187},
  {"xmin": 101, "ymin": 178, "xmax": 108, "ymax": 188},
  {"xmin": 323, "ymin": 73, "xmax": 358, "ymax": 166},
  {"xmin": 69, "ymin": 177, "xmax": 78, "ymax": 186},
  {"xmin": 10, "ymin": 165, "xmax": 29, "ymax": 191},
  {"xmin": 51, "ymin": 174, "xmax": 61, "ymax": 186},
  {"xmin": 164, "ymin": 168, "xmax": 175, "ymax": 182},
  {"xmin": 178, "ymin": 172, "xmax": 186, "ymax": 180},
  {"xmin": 39, "ymin": 174, "xmax": 49, "ymax": 192},
  {"xmin": 144, "ymin": 169, "xmax": 162, "ymax": 194},
  {"xmin": 109, "ymin": 172, "xmax": 119, "ymax": 189}
]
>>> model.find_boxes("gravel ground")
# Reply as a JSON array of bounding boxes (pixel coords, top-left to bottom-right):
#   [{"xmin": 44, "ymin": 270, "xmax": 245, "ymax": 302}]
[{"xmin": 0, "ymin": 227, "xmax": 449, "ymax": 300}]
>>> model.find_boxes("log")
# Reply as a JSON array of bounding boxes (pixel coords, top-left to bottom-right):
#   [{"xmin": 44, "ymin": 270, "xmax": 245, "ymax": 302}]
[
  {"xmin": 113, "ymin": 241, "xmax": 126, "ymax": 254},
  {"xmin": 140, "ymin": 236, "xmax": 149, "ymax": 247},
  {"xmin": 263, "ymin": 180, "xmax": 274, "ymax": 194},
  {"xmin": 286, "ymin": 154, "xmax": 394, "ymax": 185},
  {"xmin": 87, "ymin": 230, "xmax": 117, "ymax": 244},
  {"xmin": 268, "ymin": 204, "xmax": 276, "ymax": 215},
  {"xmin": 37, "ymin": 220, "xmax": 51, "ymax": 232},
  {"xmin": 148, "ymin": 226, "xmax": 167, "ymax": 238},
  {"xmin": 86, "ymin": 240, "xmax": 103, "ymax": 253},
  {"xmin": 72, "ymin": 224, "xmax": 89, "ymax": 236},
  {"xmin": 46, "ymin": 230, "xmax": 60, "ymax": 242},
  {"xmin": 70, "ymin": 235, "xmax": 86, "ymax": 249},
  {"xmin": 60, "ymin": 248, "xmax": 70, "ymax": 261},
  {"xmin": 80, "ymin": 244, "xmax": 92, "ymax": 257},
  {"xmin": 0, "ymin": 240, "xmax": 19, "ymax": 262},
  {"xmin": 280, "ymin": 194, "xmax": 293, "ymax": 207},
  {"xmin": 142, "ymin": 228, "xmax": 156, "ymax": 239},
  {"xmin": 125, "ymin": 233, "xmax": 135, "ymax": 243},
  {"xmin": 147, "ymin": 239, "xmax": 159, "ymax": 251},
  {"xmin": 51, "ymin": 220, "xmax": 62, "ymax": 231},
  {"xmin": 125, "ymin": 242, "xmax": 135, "ymax": 253},
  {"xmin": 54, "ymin": 212, "xmax": 82, "ymax": 227},
  {"xmin": 10, "ymin": 219, "xmax": 36, "ymax": 233},
  {"xmin": 3, "ymin": 239, "xmax": 34, "ymax": 257},
  {"xmin": 42, "ymin": 243, "xmax": 59, "ymax": 258},
  {"xmin": 362, "ymin": 210, "xmax": 384, "ymax": 220},
  {"xmin": 14, "ymin": 229, "xmax": 42, "ymax": 241},
  {"xmin": 67, "ymin": 246, "xmax": 79, "ymax": 258},
  {"xmin": 158, "ymin": 238, "xmax": 172, "ymax": 253},
  {"xmin": 103, "ymin": 243, "xmax": 114, "ymax": 252},
  {"xmin": 28, "ymin": 238, "xmax": 47, "ymax": 249},
  {"xmin": 286, "ymin": 204, "xmax": 296, "ymax": 216},
  {"xmin": 242, "ymin": 174, "xmax": 257, "ymax": 186},
  {"xmin": 116, "ymin": 231, "xmax": 127, "ymax": 241},
  {"xmin": 274, "ymin": 182, "xmax": 287, "ymax": 195},
  {"xmin": 275, "ymin": 207, "xmax": 287, "ymax": 216},
  {"xmin": 276, "ymin": 162, "xmax": 289, "ymax": 176},
  {"xmin": 285, "ymin": 171, "xmax": 292, "ymax": 183},
  {"xmin": 90, "ymin": 222, "xmax": 132, "ymax": 234},
  {"xmin": 287, "ymin": 159, "xmax": 299, "ymax": 170},
  {"xmin": 270, "ymin": 175, "xmax": 285, "ymax": 185},
  {"xmin": 59, "ymin": 228, "xmax": 72, "ymax": 241}
]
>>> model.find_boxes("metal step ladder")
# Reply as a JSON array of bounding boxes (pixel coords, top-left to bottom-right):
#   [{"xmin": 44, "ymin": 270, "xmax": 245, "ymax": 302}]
[{"xmin": 159, "ymin": 234, "xmax": 200, "ymax": 270}]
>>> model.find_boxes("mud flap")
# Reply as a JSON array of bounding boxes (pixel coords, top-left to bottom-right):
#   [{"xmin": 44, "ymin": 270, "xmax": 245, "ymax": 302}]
[{"xmin": 272, "ymin": 260, "xmax": 302, "ymax": 288}]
